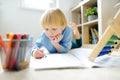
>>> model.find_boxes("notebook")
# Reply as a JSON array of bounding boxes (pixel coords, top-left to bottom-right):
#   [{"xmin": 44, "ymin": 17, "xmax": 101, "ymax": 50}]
[{"xmin": 29, "ymin": 48, "xmax": 97, "ymax": 70}]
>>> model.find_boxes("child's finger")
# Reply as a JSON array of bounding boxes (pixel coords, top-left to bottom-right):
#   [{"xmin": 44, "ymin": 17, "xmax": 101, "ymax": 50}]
[
  {"xmin": 56, "ymin": 34, "xmax": 63, "ymax": 41},
  {"xmin": 38, "ymin": 50, "xmax": 46, "ymax": 57},
  {"xmin": 33, "ymin": 53, "xmax": 41, "ymax": 59},
  {"xmin": 33, "ymin": 50, "xmax": 45, "ymax": 59},
  {"xmin": 38, "ymin": 49, "xmax": 44, "ymax": 53}
]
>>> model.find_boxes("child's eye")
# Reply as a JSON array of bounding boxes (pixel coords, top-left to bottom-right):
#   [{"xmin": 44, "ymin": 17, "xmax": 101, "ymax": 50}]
[
  {"xmin": 45, "ymin": 28, "xmax": 49, "ymax": 31},
  {"xmin": 52, "ymin": 28, "xmax": 57, "ymax": 31}
]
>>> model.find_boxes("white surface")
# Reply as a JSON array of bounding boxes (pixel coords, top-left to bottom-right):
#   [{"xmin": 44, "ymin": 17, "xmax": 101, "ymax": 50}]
[
  {"xmin": 1, "ymin": 48, "xmax": 120, "ymax": 80},
  {"xmin": 30, "ymin": 48, "xmax": 94, "ymax": 70},
  {"xmin": 30, "ymin": 54, "xmax": 85, "ymax": 70},
  {"xmin": 0, "ymin": 67, "xmax": 120, "ymax": 80},
  {"xmin": 30, "ymin": 48, "xmax": 120, "ymax": 70},
  {"xmin": 94, "ymin": 54, "xmax": 120, "ymax": 67}
]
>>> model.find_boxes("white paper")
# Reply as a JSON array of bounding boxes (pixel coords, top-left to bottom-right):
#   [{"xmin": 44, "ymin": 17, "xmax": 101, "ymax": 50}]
[
  {"xmin": 30, "ymin": 53, "xmax": 87, "ymax": 70},
  {"xmin": 29, "ymin": 48, "xmax": 120, "ymax": 70},
  {"xmin": 94, "ymin": 54, "xmax": 120, "ymax": 67},
  {"xmin": 29, "ymin": 48, "xmax": 95, "ymax": 70}
]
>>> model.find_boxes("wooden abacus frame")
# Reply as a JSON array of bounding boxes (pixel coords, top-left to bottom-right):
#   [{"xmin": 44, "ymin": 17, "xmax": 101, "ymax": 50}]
[{"xmin": 89, "ymin": 9, "xmax": 120, "ymax": 61}]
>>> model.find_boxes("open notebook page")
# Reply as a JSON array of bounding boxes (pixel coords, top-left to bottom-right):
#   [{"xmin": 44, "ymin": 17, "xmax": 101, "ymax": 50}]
[
  {"xmin": 29, "ymin": 48, "xmax": 95, "ymax": 70},
  {"xmin": 30, "ymin": 53, "xmax": 88, "ymax": 70},
  {"xmin": 70, "ymin": 48, "xmax": 97, "ymax": 68}
]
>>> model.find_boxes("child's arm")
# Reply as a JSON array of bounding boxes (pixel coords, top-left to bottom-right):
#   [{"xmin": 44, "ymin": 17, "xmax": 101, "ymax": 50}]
[
  {"xmin": 52, "ymin": 26, "xmax": 73, "ymax": 53},
  {"xmin": 50, "ymin": 33, "xmax": 63, "ymax": 51}
]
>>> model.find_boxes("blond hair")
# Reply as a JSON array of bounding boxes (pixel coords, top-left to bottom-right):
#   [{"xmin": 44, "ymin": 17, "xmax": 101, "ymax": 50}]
[{"xmin": 40, "ymin": 8, "xmax": 67, "ymax": 29}]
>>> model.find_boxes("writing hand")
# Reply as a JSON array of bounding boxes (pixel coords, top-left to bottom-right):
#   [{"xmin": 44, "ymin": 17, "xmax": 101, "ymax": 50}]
[{"xmin": 33, "ymin": 49, "xmax": 46, "ymax": 59}]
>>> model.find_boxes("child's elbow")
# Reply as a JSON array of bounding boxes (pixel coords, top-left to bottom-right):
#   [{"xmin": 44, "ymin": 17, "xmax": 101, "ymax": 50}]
[{"xmin": 58, "ymin": 46, "xmax": 71, "ymax": 53}]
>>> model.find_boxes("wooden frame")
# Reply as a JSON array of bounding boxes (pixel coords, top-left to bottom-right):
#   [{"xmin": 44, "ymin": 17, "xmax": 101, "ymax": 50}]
[{"xmin": 89, "ymin": 9, "xmax": 120, "ymax": 61}]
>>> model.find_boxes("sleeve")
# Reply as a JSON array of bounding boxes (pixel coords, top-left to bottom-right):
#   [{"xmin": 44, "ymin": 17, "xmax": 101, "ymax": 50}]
[{"xmin": 57, "ymin": 26, "xmax": 73, "ymax": 53}]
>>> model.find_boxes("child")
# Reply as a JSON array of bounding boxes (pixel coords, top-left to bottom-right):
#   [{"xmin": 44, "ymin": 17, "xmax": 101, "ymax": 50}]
[
  {"xmin": 32, "ymin": 8, "xmax": 73, "ymax": 59},
  {"xmin": 70, "ymin": 22, "xmax": 82, "ymax": 49}
]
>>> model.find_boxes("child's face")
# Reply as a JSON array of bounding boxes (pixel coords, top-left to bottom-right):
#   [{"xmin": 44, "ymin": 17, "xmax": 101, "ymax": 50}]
[{"xmin": 44, "ymin": 27, "xmax": 63, "ymax": 40}]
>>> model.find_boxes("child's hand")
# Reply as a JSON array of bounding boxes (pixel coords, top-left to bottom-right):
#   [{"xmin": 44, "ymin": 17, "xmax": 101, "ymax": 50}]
[
  {"xmin": 33, "ymin": 49, "xmax": 45, "ymax": 59},
  {"xmin": 51, "ymin": 33, "xmax": 63, "ymax": 43},
  {"xmin": 50, "ymin": 33, "xmax": 63, "ymax": 51},
  {"xmin": 49, "ymin": 33, "xmax": 63, "ymax": 51}
]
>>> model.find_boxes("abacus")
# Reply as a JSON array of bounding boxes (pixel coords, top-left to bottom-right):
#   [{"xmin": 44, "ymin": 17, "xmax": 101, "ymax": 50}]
[{"xmin": 89, "ymin": 9, "xmax": 120, "ymax": 61}]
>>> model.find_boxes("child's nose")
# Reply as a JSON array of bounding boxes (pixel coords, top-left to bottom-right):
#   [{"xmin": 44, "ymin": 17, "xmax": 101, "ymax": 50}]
[{"xmin": 49, "ymin": 31, "xmax": 54, "ymax": 35}]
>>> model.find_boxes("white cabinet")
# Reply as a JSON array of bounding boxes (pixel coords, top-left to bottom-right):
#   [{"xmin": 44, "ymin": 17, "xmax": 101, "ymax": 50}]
[{"xmin": 71, "ymin": 0, "xmax": 119, "ymax": 48}]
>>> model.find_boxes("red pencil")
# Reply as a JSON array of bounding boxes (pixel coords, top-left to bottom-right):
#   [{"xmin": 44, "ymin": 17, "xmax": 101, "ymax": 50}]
[{"xmin": 9, "ymin": 34, "xmax": 22, "ymax": 70}]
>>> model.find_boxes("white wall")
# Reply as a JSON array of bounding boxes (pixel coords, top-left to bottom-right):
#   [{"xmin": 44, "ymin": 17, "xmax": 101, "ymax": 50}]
[
  {"xmin": 0, "ymin": 0, "xmax": 44, "ymax": 40},
  {"xmin": 59, "ymin": 0, "xmax": 82, "ymax": 21},
  {"xmin": 0, "ymin": 0, "xmax": 80, "ymax": 40}
]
